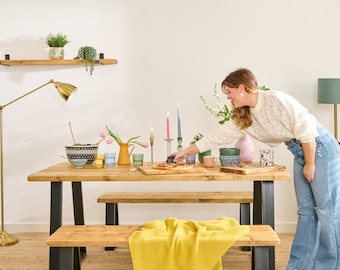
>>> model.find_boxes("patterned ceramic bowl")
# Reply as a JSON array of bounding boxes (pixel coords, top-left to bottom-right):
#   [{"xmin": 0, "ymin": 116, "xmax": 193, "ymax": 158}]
[
  {"xmin": 219, "ymin": 155, "xmax": 241, "ymax": 167},
  {"xmin": 65, "ymin": 144, "xmax": 98, "ymax": 164}
]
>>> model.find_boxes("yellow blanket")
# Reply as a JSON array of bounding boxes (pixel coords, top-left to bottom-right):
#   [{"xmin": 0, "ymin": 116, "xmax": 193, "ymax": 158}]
[{"xmin": 128, "ymin": 216, "xmax": 249, "ymax": 270}]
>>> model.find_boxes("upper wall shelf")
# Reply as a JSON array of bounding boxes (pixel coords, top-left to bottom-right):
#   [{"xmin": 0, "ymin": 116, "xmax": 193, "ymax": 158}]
[{"xmin": 0, "ymin": 59, "xmax": 118, "ymax": 66}]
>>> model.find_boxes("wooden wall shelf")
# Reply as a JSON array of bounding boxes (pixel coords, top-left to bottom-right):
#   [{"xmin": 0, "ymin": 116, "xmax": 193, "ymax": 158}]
[{"xmin": 0, "ymin": 59, "xmax": 118, "ymax": 66}]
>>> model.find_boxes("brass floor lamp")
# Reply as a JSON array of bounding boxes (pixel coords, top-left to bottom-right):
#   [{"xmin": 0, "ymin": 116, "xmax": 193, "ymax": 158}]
[
  {"xmin": 0, "ymin": 79, "xmax": 77, "ymax": 246},
  {"xmin": 318, "ymin": 78, "xmax": 340, "ymax": 141}
]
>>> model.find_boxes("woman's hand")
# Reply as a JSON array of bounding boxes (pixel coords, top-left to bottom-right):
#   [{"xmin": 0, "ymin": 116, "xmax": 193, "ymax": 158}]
[
  {"xmin": 172, "ymin": 144, "xmax": 200, "ymax": 163},
  {"xmin": 303, "ymin": 162, "xmax": 316, "ymax": 183},
  {"xmin": 301, "ymin": 140, "xmax": 316, "ymax": 183}
]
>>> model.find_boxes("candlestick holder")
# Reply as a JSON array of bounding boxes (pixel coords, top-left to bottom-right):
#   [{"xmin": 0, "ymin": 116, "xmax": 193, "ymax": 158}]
[
  {"xmin": 150, "ymin": 136, "xmax": 154, "ymax": 164},
  {"xmin": 164, "ymin": 138, "xmax": 174, "ymax": 156},
  {"xmin": 177, "ymin": 137, "xmax": 183, "ymax": 151}
]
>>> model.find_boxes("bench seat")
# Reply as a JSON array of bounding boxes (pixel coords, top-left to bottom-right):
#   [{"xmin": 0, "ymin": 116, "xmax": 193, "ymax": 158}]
[
  {"xmin": 46, "ymin": 224, "xmax": 279, "ymax": 270},
  {"xmin": 97, "ymin": 191, "xmax": 254, "ymax": 204}
]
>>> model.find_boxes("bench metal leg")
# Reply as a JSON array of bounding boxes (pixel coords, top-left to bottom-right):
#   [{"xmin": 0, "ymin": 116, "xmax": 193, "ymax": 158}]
[
  {"xmin": 105, "ymin": 203, "xmax": 119, "ymax": 250},
  {"xmin": 59, "ymin": 247, "xmax": 81, "ymax": 270},
  {"xmin": 240, "ymin": 203, "xmax": 251, "ymax": 251},
  {"xmin": 252, "ymin": 246, "xmax": 270, "ymax": 270},
  {"xmin": 106, "ymin": 203, "xmax": 119, "ymax": 225}
]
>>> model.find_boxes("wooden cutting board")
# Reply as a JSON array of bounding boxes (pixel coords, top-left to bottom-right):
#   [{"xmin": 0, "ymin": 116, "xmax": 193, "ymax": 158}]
[
  {"xmin": 138, "ymin": 165, "xmax": 207, "ymax": 175},
  {"xmin": 221, "ymin": 164, "xmax": 286, "ymax": 175}
]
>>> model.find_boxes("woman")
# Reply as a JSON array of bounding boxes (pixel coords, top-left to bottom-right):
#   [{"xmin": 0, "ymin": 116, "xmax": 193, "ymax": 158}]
[{"xmin": 173, "ymin": 68, "xmax": 340, "ymax": 269}]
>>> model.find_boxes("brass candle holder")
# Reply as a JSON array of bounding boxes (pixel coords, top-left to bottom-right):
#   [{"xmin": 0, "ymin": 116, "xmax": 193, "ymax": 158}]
[{"xmin": 150, "ymin": 136, "xmax": 154, "ymax": 164}]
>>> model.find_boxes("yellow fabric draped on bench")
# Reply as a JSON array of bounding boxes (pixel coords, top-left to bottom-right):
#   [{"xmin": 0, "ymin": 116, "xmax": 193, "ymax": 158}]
[{"xmin": 128, "ymin": 216, "xmax": 250, "ymax": 270}]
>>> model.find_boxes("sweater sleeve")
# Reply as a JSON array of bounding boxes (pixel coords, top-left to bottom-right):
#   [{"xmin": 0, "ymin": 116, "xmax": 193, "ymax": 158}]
[{"xmin": 195, "ymin": 121, "xmax": 244, "ymax": 152}]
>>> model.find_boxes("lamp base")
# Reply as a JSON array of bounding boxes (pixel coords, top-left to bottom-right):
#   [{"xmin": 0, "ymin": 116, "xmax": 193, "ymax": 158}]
[{"xmin": 0, "ymin": 230, "xmax": 18, "ymax": 246}]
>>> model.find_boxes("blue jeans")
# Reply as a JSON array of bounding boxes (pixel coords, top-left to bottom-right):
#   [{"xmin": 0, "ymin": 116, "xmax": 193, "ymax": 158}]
[{"xmin": 285, "ymin": 123, "xmax": 340, "ymax": 270}]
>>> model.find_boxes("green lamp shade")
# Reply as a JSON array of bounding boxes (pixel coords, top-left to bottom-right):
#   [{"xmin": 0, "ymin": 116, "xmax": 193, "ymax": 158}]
[{"xmin": 318, "ymin": 78, "xmax": 340, "ymax": 104}]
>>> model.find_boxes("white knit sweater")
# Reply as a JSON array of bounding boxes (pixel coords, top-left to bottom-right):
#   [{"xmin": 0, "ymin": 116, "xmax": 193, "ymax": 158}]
[{"xmin": 195, "ymin": 90, "xmax": 318, "ymax": 152}]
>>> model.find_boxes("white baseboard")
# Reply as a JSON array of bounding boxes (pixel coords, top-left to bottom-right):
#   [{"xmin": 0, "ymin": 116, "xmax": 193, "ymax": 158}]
[
  {"xmin": 5, "ymin": 222, "xmax": 297, "ymax": 234},
  {"xmin": 274, "ymin": 222, "xmax": 296, "ymax": 234}
]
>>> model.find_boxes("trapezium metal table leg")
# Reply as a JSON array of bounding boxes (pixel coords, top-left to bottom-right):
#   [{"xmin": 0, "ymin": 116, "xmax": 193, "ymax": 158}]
[
  {"xmin": 253, "ymin": 181, "xmax": 275, "ymax": 270},
  {"xmin": 72, "ymin": 182, "xmax": 86, "ymax": 260},
  {"xmin": 240, "ymin": 203, "xmax": 251, "ymax": 251},
  {"xmin": 50, "ymin": 182, "xmax": 62, "ymax": 270}
]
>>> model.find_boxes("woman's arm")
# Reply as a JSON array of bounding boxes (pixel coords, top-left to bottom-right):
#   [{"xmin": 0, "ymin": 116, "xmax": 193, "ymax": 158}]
[{"xmin": 301, "ymin": 140, "xmax": 316, "ymax": 183}]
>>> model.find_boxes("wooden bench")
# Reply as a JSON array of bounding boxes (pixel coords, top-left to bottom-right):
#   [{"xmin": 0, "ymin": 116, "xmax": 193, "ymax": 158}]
[
  {"xmin": 46, "ymin": 224, "xmax": 279, "ymax": 270},
  {"xmin": 97, "ymin": 191, "xmax": 253, "ymax": 251},
  {"xmin": 97, "ymin": 191, "xmax": 253, "ymax": 226}
]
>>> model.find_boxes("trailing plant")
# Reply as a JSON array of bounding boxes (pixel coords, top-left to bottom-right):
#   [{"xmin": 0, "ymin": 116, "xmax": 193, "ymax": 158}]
[
  {"xmin": 76, "ymin": 46, "xmax": 97, "ymax": 75},
  {"xmin": 46, "ymin": 33, "xmax": 70, "ymax": 47}
]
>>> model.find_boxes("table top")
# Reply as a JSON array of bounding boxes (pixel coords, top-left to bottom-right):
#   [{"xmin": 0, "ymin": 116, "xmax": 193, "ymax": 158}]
[{"xmin": 27, "ymin": 162, "xmax": 291, "ymax": 182}]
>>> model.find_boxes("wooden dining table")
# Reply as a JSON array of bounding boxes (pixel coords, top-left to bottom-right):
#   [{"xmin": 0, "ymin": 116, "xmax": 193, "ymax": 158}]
[{"xmin": 28, "ymin": 161, "xmax": 290, "ymax": 270}]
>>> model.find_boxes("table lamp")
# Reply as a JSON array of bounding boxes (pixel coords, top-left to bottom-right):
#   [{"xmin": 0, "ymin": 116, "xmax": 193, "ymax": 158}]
[
  {"xmin": 318, "ymin": 78, "xmax": 340, "ymax": 141},
  {"xmin": 0, "ymin": 79, "xmax": 77, "ymax": 246}
]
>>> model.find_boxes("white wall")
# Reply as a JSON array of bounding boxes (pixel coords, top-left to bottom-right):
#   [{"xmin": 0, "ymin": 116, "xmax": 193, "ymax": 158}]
[{"xmin": 1, "ymin": 0, "xmax": 339, "ymax": 233}]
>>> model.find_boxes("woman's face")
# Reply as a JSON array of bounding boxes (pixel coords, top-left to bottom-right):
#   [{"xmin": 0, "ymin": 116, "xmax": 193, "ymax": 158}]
[{"xmin": 223, "ymin": 85, "xmax": 244, "ymax": 108}]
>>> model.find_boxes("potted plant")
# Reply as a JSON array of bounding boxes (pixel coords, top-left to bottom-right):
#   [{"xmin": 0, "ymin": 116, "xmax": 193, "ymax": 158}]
[
  {"xmin": 46, "ymin": 33, "xmax": 70, "ymax": 60},
  {"xmin": 103, "ymin": 126, "xmax": 148, "ymax": 165},
  {"xmin": 75, "ymin": 46, "xmax": 97, "ymax": 75},
  {"xmin": 190, "ymin": 133, "xmax": 211, "ymax": 163}
]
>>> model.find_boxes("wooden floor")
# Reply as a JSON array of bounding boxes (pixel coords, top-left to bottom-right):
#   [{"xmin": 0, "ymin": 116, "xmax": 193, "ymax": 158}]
[{"xmin": 0, "ymin": 232, "xmax": 294, "ymax": 269}]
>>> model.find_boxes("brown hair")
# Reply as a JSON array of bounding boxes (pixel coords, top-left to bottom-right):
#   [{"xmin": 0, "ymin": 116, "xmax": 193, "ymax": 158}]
[{"xmin": 221, "ymin": 68, "xmax": 258, "ymax": 129}]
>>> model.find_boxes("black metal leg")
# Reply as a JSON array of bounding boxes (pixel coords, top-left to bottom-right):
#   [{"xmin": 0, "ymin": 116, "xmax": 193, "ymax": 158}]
[
  {"xmin": 59, "ymin": 247, "xmax": 75, "ymax": 270},
  {"xmin": 72, "ymin": 182, "xmax": 86, "ymax": 261},
  {"xmin": 262, "ymin": 181, "xmax": 275, "ymax": 270},
  {"xmin": 240, "ymin": 203, "xmax": 251, "ymax": 251},
  {"xmin": 50, "ymin": 182, "xmax": 63, "ymax": 270},
  {"xmin": 106, "ymin": 203, "xmax": 119, "ymax": 225},
  {"xmin": 105, "ymin": 203, "xmax": 119, "ymax": 250},
  {"xmin": 73, "ymin": 247, "xmax": 81, "ymax": 270},
  {"xmin": 253, "ymin": 181, "xmax": 263, "ymax": 225},
  {"xmin": 252, "ymin": 181, "xmax": 275, "ymax": 270},
  {"xmin": 253, "ymin": 246, "xmax": 270, "ymax": 270}
]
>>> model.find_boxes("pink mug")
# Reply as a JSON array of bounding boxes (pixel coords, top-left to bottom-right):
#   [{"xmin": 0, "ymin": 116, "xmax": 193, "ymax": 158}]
[{"xmin": 203, "ymin": 156, "xmax": 217, "ymax": 167}]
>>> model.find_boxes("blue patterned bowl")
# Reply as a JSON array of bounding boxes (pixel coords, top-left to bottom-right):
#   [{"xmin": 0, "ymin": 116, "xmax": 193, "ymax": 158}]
[
  {"xmin": 65, "ymin": 144, "xmax": 98, "ymax": 164},
  {"xmin": 219, "ymin": 155, "xmax": 241, "ymax": 167}
]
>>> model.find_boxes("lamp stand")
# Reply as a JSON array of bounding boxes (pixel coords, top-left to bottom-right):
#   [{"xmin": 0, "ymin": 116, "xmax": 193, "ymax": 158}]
[
  {"xmin": 334, "ymin": 104, "xmax": 338, "ymax": 141},
  {"xmin": 0, "ymin": 106, "xmax": 18, "ymax": 246},
  {"xmin": 0, "ymin": 80, "xmax": 76, "ymax": 246}
]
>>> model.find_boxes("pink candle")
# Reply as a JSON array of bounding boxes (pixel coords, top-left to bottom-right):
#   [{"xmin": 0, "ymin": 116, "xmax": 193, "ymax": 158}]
[{"xmin": 166, "ymin": 112, "xmax": 171, "ymax": 139}]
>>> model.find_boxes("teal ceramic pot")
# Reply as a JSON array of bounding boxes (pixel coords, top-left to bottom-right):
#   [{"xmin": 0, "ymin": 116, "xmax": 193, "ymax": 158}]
[{"xmin": 198, "ymin": 150, "xmax": 212, "ymax": 163}]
